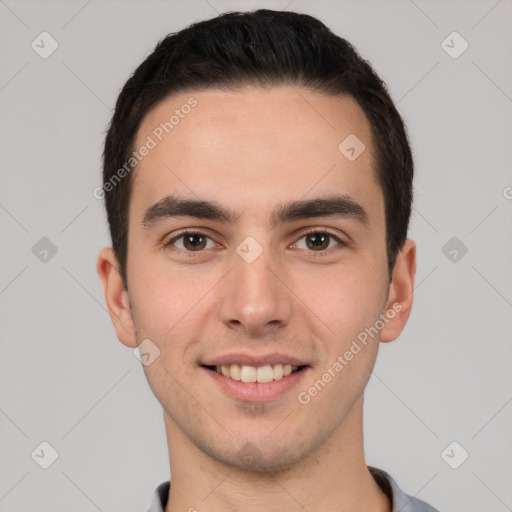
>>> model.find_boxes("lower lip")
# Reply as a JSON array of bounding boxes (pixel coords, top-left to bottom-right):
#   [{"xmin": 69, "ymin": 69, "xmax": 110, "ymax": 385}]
[{"xmin": 202, "ymin": 367, "xmax": 309, "ymax": 402}]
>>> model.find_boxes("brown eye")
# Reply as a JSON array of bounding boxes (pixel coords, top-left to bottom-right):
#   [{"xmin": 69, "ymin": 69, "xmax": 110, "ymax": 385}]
[
  {"xmin": 305, "ymin": 232, "xmax": 330, "ymax": 250},
  {"xmin": 166, "ymin": 232, "xmax": 215, "ymax": 252},
  {"xmin": 182, "ymin": 233, "xmax": 207, "ymax": 251},
  {"xmin": 295, "ymin": 230, "xmax": 344, "ymax": 251}
]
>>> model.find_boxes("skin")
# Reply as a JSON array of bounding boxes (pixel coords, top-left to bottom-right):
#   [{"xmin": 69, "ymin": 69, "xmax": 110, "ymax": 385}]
[{"xmin": 97, "ymin": 85, "xmax": 416, "ymax": 512}]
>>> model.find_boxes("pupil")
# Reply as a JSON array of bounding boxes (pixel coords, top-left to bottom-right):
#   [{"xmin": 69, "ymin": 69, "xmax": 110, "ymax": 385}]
[
  {"xmin": 185, "ymin": 234, "xmax": 205, "ymax": 250},
  {"xmin": 308, "ymin": 233, "xmax": 328, "ymax": 250}
]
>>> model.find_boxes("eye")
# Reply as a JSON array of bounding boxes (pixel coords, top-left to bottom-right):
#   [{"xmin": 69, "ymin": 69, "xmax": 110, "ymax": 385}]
[
  {"xmin": 164, "ymin": 228, "xmax": 348, "ymax": 255},
  {"xmin": 293, "ymin": 229, "xmax": 347, "ymax": 252},
  {"xmin": 165, "ymin": 231, "xmax": 217, "ymax": 252}
]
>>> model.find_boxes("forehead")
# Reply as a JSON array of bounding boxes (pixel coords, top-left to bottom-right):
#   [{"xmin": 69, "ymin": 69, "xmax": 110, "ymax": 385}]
[{"xmin": 130, "ymin": 86, "xmax": 382, "ymax": 227}]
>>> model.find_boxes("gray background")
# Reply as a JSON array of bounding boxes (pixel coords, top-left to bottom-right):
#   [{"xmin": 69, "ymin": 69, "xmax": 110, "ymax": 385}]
[{"xmin": 1, "ymin": 0, "xmax": 511, "ymax": 510}]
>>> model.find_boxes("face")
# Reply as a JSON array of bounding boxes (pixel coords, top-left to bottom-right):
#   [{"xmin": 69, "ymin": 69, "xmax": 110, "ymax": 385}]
[{"xmin": 98, "ymin": 85, "xmax": 415, "ymax": 472}]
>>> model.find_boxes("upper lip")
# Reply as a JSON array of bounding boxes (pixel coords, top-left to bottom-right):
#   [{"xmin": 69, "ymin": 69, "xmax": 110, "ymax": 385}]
[{"xmin": 202, "ymin": 352, "xmax": 309, "ymax": 367}]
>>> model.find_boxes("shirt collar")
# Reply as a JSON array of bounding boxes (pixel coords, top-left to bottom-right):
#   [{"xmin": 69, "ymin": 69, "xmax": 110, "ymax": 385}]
[{"xmin": 147, "ymin": 467, "xmax": 439, "ymax": 512}]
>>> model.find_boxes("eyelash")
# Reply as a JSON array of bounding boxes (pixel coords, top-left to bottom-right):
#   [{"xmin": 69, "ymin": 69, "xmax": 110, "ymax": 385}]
[{"xmin": 164, "ymin": 228, "xmax": 348, "ymax": 256}]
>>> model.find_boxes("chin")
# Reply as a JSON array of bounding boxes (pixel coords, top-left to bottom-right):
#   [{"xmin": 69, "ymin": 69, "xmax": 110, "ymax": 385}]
[
  {"xmin": 222, "ymin": 449, "xmax": 302, "ymax": 473},
  {"xmin": 199, "ymin": 435, "xmax": 318, "ymax": 474}
]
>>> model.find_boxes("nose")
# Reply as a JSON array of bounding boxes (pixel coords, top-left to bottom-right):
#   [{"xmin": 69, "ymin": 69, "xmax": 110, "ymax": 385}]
[{"xmin": 217, "ymin": 246, "xmax": 293, "ymax": 337}]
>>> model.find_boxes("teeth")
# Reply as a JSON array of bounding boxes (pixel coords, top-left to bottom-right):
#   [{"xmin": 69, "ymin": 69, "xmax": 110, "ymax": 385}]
[
  {"xmin": 215, "ymin": 363, "xmax": 301, "ymax": 382},
  {"xmin": 240, "ymin": 365, "xmax": 257, "ymax": 383},
  {"xmin": 230, "ymin": 363, "xmax": 241, "ymax": 381},
  {"xmin": 273, "ymin": 364, "xmax": 284, "ymax": 380},
  {"xmin": 256, "ymin": 365, "xmax": 273, "ymax": 383}
]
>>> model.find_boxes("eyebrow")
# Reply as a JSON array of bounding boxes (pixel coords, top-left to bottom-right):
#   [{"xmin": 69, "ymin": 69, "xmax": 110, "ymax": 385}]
[{"xmin": 142, "ymin": 194, "xmax": 369, "ymax": 230}]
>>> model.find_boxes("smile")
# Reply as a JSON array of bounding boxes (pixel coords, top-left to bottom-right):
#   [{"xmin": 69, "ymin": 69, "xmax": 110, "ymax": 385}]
[
  {"xmin": 210, "ymin": 364, "xmax": 302, "ymax": 383},
  {"xmin": 202, "ymin": 362, "xmax": 309, "ymax": 402}
]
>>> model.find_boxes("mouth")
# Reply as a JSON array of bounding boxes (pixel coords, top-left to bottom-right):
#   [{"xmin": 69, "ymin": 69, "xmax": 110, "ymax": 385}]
[
  {"xmin": 204, "ymin": 363, "xmax": 306, "ymax": 383},
  {"xmin": 200, "ymin": 359, "xmax": 310, "ymax": 402}
]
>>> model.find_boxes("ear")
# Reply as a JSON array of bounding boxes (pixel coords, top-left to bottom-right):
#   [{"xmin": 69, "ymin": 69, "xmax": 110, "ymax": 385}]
[
  {"xmin": 96, "ymin": 247, "xmax": 137, "ymax": 348},
  {"xmin": 380, "ymin": 238, "xmax": 417, "ymax": 343}
]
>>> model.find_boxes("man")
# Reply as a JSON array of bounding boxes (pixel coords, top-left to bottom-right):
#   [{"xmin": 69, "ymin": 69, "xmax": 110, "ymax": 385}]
[{"xmin": 97, "ymin": 9, "xmax": 439, "ymax": 512}]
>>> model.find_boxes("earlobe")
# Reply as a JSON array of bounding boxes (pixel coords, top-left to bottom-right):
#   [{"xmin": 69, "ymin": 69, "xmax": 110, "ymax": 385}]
[
  {"xmin": 96, "ymin": 247, "xmax": 137, "ymax": 348},
  {"xmin": 380, "ymin": 238, "xmax": 417, "ymax": 343}
]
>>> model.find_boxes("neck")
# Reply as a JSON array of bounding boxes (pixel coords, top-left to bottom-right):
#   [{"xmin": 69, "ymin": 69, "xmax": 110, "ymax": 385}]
[{"xmin": 163, "ymin": 396, "xmax": 390, "ymax": 512}]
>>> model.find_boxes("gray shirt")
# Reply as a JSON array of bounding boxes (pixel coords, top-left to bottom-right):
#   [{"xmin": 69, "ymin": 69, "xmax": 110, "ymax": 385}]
[{"xmin": 146, "ymin": 466, "xmax": 440, "ymax": 511}]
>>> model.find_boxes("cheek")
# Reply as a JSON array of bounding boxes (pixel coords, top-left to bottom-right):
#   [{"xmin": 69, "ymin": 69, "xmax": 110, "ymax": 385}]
[
  {"xmin": 128, "ymin": 257, "xmax": 207, "ymax": 334},
  {"xmin": 129, "ymin": 267, "xmax": 204, "ymax": 397},
  {"xmin": 295, "ymin": 259, "xmax": 385, "ymax": 343}
]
